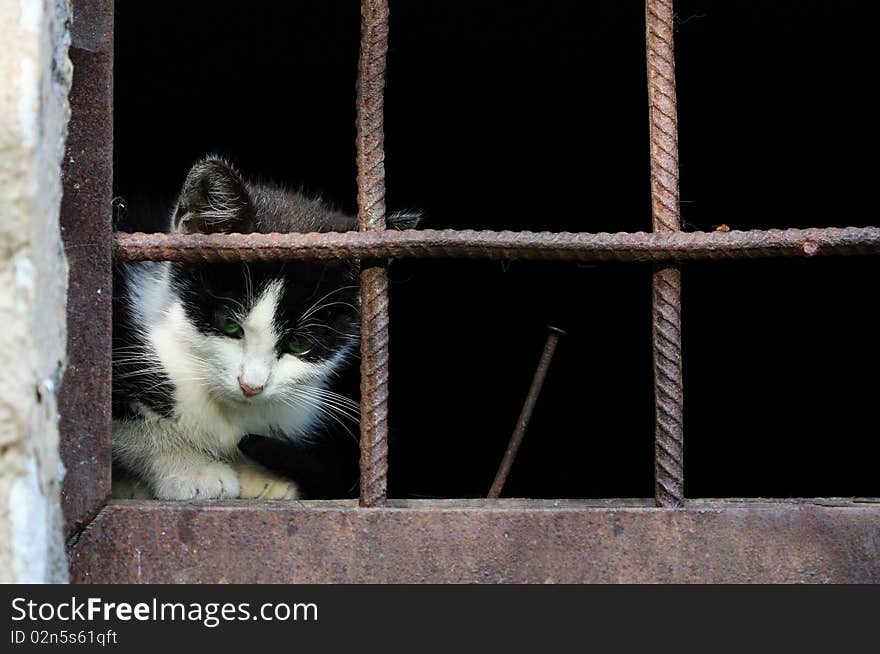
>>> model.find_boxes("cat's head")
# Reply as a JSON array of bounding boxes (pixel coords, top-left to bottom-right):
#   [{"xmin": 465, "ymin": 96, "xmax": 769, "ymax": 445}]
[{"xmin": 168, "ymin": 157, "xmax": 359, "ymax": 407}]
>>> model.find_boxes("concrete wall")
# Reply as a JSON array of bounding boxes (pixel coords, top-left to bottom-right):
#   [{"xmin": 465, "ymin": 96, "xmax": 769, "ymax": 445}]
[{"xmin": 0, "ymin": 0, "xmax": 72, "ymax": 583}]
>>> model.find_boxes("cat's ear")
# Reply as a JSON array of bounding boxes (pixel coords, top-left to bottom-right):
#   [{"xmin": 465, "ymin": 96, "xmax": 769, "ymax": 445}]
[{"xmin": 172, "ymin": 158, "xmax": 256, "ymax": 234}]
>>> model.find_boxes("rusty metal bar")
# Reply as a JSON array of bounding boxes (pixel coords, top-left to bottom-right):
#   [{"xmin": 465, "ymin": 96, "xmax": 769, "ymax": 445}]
[
  {"xmin": 60, "ymin": 0, "xmax": 114, "ymax": 539},
  {"xmin": 69, "ymin": 500, "xmax": 880, "ymax": 583},
  {"xmin": 489, "ymin": 327, "xmax": 565, "ymax": 498},
  {"xmin": 356, "ymin": 0, "xmax": 390, "ymax": 507},
  {"xmin": 114, "ymin": 226, "xmax": 880, "ymax": 262},
  {"xmin": 647, "ymin": 0, "xmax": 684, "ymax": 508}
]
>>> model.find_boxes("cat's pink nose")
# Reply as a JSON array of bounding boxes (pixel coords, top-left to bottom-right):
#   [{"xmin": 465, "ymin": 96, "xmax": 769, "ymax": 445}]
[{"xmin": 238, "ymin": 378, "xmax": 263, "ymax": 397}]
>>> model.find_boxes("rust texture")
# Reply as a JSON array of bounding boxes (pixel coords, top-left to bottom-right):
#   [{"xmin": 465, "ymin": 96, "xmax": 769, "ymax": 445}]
[
  {"xmin": 647, "ymin": 0, "xmax": 684, "ymax": 508},
  {"xmin": 69, "ymin": 500, "xmax": 880, "ymax": 583},
  {"xmin": 646, "ymin": 0, "xmax": 680, "ymax": 235},
  {"xmin": 652, "ymin": 266, "xmax": 683, "ymax": 506},
  {"xmin": 59, "ymin": 0, "xmax": 114, "ymax": 539},
  {"xmin": 489, "ymin": 327, "xmax": 565, "ymax": 498},
  {"xmin": 114, "ymin": 226, "xmax": 880, "ymax": 263},
  {"xmin": 356, "ymin": 0, "xmax": 390, "ymax": 507}
]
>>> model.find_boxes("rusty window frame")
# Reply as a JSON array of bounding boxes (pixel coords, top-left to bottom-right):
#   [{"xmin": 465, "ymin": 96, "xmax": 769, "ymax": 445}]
[{"xmin": 61, "ymin": 0, "xmax": 880, "ymax": 583}]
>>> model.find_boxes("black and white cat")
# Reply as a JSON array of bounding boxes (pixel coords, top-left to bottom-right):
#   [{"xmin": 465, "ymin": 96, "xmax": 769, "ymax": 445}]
[{"xmin": 112, "ymin": 157, "xmax": 361, "ymax": 500}]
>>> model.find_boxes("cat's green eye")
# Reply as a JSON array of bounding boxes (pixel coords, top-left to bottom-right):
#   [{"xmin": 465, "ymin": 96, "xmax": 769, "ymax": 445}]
[
  {"xmin": 214, "ymin": 310, "xmax": 242, "ymax": 337},
  {"xmin": 287, "ymin": 335, "xmax": 314, "ymax": 356}
]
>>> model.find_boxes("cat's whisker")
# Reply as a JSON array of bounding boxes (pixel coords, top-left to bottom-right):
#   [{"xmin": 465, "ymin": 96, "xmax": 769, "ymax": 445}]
[
  {"xmin": 280, "ymin": 386, "xmax": 360, "ymax": 420},
  {"xmin": 299, "ymin": 393, "xmax": 360, "ymax": 416},
  {"xmin": 296, "ymin": 321, "xmax": 360, "ymax": 341},
  {"xmin": 298, "ymin": 285, "xmax": 358, "ymax": 323},
  {"xmin": 286, "ymin": 388, "xmax": 361, "ymax": 423},
  {"xmin": 243, "ymin": 263, "xmax": 254, "ymax": 308},
  {"xmin": 300, "ymin": 301, "xmax": 359, "ymax": 323},
  {"xmin": 275, "ymin": 392, "xmax": 358, "ymax": 442},
  {"xmin": 291, "ymin": 383, "xmax": 359, "ymax": 403},
  {"xmin": 295, "ymin": 400, "xmax": 359, "ymax": 425},
  {"xmin": 112, "ymin": 366, "xmax": 172, "ymax": 377}
]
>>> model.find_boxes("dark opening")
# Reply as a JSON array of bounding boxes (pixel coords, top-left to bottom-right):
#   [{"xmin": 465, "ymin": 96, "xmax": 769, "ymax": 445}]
[{"xmin": 114, "ymin": 0, "xmax": 878, "ymax": 500}]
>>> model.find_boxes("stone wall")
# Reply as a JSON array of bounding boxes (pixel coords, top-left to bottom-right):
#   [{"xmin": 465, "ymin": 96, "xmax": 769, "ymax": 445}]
[{"xmin": 0, "ymin": 0, "xmax": 72, "ymax": 583}]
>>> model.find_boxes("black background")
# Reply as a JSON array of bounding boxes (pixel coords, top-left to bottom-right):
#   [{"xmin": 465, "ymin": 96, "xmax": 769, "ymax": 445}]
[{"xmin": 114, "ymin": 1, "xmax": 879, "ymax": 500}]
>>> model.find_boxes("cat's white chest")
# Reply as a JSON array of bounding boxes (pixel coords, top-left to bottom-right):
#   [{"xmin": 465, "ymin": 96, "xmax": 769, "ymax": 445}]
[{"xmin": 237, "ymin": 400, "xmax": 319, "ymax": 440}]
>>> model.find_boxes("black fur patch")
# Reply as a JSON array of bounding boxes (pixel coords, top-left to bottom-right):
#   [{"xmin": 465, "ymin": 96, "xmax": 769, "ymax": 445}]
[
  {"xmin": 173, "ymin": 259, "xmax": 359, "ymax": 363},
  {"xmin": 112, "ymin": 266, "xmax": 176, "ymax": 420}
]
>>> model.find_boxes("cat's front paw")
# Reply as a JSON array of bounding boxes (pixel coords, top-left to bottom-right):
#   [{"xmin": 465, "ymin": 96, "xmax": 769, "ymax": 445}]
[
  {"xmin": 153, "ymin": 462, "xmax": 241, "ymax": 500},
  {"xmin": 235, "ymin": 463, "xmax": 300, "ymax": 500}
]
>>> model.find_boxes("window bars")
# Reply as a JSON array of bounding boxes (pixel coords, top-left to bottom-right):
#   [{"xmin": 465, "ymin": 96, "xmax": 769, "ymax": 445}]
[{"xmin": 112, "ymin": 0, "xmax": 880, "ymax": 509}]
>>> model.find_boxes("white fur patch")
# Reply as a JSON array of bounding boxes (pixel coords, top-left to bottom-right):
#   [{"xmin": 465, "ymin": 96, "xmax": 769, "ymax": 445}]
[{"xmin": 238, "ymin": 279, "xmax": 282, "ymax": 391}]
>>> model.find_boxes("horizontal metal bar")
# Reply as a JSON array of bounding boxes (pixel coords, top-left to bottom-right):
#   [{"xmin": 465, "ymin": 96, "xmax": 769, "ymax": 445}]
[
  {"xmin": 69, "ymin": 499, "xmax": 880, "ymax": 583},
  {"xmin": 115, "ymin": 226, "xmax": 880, "ymax": 263}
]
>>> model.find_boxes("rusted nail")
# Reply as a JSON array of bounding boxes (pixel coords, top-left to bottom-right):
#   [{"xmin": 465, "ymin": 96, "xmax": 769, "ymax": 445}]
[{"xmin": 488, "ymin": 326, "xmax": 566, "ymax": 499}]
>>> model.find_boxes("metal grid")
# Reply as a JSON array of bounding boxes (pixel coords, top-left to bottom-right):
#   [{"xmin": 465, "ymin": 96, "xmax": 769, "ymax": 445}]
[
  {"xmin": 110, "ymin": 0, "xmax": 880, "ymax": 509},
  {"xmin": 60, "ymin": 0, "xmax": 880, "ymax": 584}
]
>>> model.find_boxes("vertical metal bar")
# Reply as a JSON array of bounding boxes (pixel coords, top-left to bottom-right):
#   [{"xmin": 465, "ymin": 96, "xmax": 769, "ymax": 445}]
[
  {"xmin": 488, "ymin": 327, "xmax": 565, "ymax": 499},
  {"xmin": 60, "ymin": 0, "xmax": 115, "ymax": 538},
  {"xmin": 356, "ymin": 0, "xmax": 390, "ymax": 507},
  {"xmin": 646, "ymin": 0, "xmax": 685, "ymax": 507}
]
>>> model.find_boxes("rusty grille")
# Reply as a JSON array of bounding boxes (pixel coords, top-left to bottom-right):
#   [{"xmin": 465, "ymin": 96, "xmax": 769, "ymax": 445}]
[
  {"xmin": 108, "ymin": 0, "xmax": 880, "ymax": 509},
  {"xmin": 58, "ymin": 0, "xmax": 880, "ymax": 584}
]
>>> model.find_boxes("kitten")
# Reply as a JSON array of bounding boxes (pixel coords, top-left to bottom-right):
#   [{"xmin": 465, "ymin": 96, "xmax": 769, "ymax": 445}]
[{"xmin": 112, "ymin": 157, "xmax": 360, "ymax": 500}]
